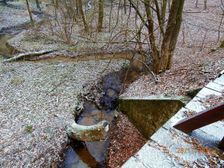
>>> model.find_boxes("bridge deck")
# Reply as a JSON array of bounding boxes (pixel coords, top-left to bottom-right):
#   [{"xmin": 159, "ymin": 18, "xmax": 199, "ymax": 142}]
[{"xmin": 122, "ymin": 74, "xmax": 224, "ymax": 167}]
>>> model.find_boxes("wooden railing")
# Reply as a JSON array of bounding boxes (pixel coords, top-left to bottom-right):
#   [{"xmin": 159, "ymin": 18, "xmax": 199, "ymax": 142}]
[{"xmin": 173, "ymin": 103, "xmax": 224, "ymax": 150}]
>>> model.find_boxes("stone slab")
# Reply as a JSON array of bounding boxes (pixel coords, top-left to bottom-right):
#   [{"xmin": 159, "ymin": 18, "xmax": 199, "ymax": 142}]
[
  {"xmin": 185, "ymin": 96, "xmax": 206, "ymax": 112},
  {"xmin": 134, "ymin": 142, "xmax": 179, "ymax": 168},
  {"xmin": 196, "ymin": 87, "xmax": 222, "ymax": 99},
  {"xmin": 214, "ymin": 75, "xmax": 224, "ymax": 86},
  {"xmin": 150, "ymin": 128, "xmax": 206, "ymax": 164},
  {"xmin": 206, "ymin": 82, "xmax": 224, "ymax": 93},
  {"xmin": 122, "ymin": 157, "xmax": 149, "ymax": 168}
]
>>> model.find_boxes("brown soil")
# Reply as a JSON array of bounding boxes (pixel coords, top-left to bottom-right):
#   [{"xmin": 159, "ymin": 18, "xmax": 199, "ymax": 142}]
[{"xmin": 107, "ymin": 113, "xmax": 147, "ymax": 168}]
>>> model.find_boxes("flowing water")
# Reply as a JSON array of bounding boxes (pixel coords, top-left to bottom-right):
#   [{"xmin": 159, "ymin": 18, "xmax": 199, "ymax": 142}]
[{"xmin": 60, "ymin": 69, "xmax": 141, "ymax": 168}]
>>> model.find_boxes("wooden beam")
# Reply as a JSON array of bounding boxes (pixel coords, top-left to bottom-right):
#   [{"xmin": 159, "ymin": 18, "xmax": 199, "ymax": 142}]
[{"xmin": 173, "ymin": 103, "xmax": 224, "ymax": 133}]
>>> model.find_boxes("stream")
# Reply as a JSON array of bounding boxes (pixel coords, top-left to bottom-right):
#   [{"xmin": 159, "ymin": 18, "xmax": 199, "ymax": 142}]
[
  {"xmin": 61, "ymin": 69, "xmax": 140, "ymax": 168},
  {"xmin": 0, "ymin": 28, "xmax": 141, "ymax": 168},
  {"xmin": 0, "ymin": 27, "xmax": 141, "ymax": 168},
  {"xmin": 0, "ymin": 4, "xmax": 141, "ymax": 167}
]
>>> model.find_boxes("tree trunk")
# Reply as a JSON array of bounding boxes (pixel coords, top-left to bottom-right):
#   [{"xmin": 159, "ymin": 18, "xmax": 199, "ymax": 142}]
[
  {"xmin": 166, "ymin": 0, "xmax": 185, "ymax": 69},
  {"xmin": 3, "ymin": 50, "xmax": 56, "ymax": 63},
  {"xmin": 204, "ymin": 0, "xmax": 207, "ymax": 10},
  {"xmin": 195, "ymin": 0, "xmax": 199, "ymax": 8},
  {"xmin": 159, "ymin": 0, "xmax": 185, "ymax": 72},
  {"xmin": 161, "ymin": 0, "xmax": 167, "ymax": 27},
  {"xmin": 35, "ymin": 0, "xmax": 41, "ymax": 11},
  {"xmin": 144, "ymin": 0, "xmax": 160, "ymax": 74},
  {"xmin": 97, "ymin": 0, "xmax": 104, "ymax": 32},
  {"xmin": 124, "ymin": 0, "xmax": 127, "ymax": 14},
  {"xmin": 25, "ymin": 0, "xmax": 34, "ymax": 25},
  {"xmin": 77, "ymin": 0, "xmax": 89, "ymax": 32}
]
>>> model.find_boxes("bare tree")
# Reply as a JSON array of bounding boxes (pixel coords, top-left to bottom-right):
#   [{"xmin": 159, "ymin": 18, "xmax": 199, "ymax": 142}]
[
  {"xmin": 25, "ymin": 0, "xmax": 34, "ymax": 25},
  {"xmin": 77, "ymin": 0, "xmax": 89, "ymax": 32},
  {"xmin": 43, "ymin": 0, "xmax": 185, "ymax": 74},
  {"xmin": 35, "ymin": 0, "xmax": 41, "ymax": 11},
  {"xmin": 129, "ymin": 0, "xmax": 185, "ymax": 73},
  {"xmin": 97, "ymin": 0, "xmax": 104, "ymax": 32}
]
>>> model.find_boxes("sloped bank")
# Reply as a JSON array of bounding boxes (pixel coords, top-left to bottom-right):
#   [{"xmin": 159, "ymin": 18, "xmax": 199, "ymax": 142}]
[
  {"xmin": 61, "ymin": 68, "xmax": 192, "ymax": 167},
  {"xmin": 61, "ymin": 62, "xmax": 143, "ymax": 168}
]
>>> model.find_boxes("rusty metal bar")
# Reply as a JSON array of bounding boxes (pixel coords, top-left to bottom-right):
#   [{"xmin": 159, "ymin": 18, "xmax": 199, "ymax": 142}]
[{"xmin": 173, "ymin": 103, "xmax": 224, "ymax": 134}]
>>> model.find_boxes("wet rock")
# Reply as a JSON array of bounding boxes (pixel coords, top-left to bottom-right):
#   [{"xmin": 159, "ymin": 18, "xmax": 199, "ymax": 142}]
[{"xmin": 67, "ymin": 120, "xmax": 109, "ymax": 142}]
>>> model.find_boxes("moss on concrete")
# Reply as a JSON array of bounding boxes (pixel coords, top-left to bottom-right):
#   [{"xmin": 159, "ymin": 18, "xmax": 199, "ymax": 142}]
[{"xmin": 118, "ymin": 96, "xmax": 189, "ymax": 138}]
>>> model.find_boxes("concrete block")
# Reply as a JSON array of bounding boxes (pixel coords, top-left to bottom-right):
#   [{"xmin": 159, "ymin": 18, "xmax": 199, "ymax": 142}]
[{"xmin": 122, "ymin": 157, "xmax": 149, "ymax": 168}]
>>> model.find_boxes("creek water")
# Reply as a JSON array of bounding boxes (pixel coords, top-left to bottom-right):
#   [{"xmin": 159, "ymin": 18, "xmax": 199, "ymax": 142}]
[{"xmin": 61, "ymin": 69, "xmax": 141, "ymax": 168}]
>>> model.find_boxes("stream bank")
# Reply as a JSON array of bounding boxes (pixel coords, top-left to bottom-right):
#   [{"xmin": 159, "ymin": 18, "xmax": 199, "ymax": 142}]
[
  {"xmin": 0, "ymin": 1, "xmax": 44, "ymax": 59},
  {"xmin": 0, "ymin": 57, "xmax": 130, "ymax": 167},
  {"xmin": 60, "ymin": 64, "xmax": 145, "ymax": 168},
  {"xmin": 0, "ymin": 3, "xmax": 148, "ymax": 166}
]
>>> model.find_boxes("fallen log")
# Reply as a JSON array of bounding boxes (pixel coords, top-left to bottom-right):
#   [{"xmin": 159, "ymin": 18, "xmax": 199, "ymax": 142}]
[
  {"xmin": 66, "ymin": 120, "xmax": 109, "ymax": 142},
  {"xmin": 3, "ymin": 50, "xmax": 56, "ymax": 63}
]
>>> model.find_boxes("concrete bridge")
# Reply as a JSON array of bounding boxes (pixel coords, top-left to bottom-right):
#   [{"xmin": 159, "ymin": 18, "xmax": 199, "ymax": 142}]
[{"xmin": 122, "ymin": 73, "xmax": 224, "ymax": 167}]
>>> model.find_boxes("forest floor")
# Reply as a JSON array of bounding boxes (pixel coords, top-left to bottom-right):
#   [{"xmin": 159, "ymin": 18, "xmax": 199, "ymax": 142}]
[
  {"xmin": 110, "ymin": 1, "xmax": 224, "ymax": 167},
  {"xmin": 1, "ymin": 0, "xmax": 224, "ymax": 168},
  {"xmin": 122, "ymin": 0, "xmax": 224, "ymax": 97},
  {"xmin": 0, "ymin": 59, "xmax": 128, "ymax": 167}
]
